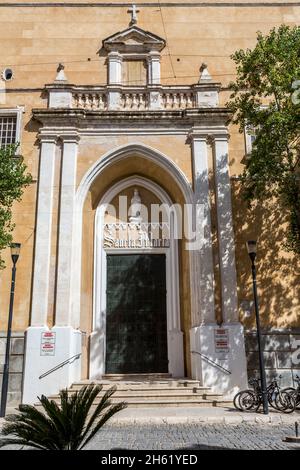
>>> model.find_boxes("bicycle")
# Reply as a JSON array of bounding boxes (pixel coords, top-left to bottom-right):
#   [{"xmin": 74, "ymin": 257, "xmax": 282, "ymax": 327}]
[
  {"xmin": 233, "ymin": 376, "xmax": 296, "ymax": 413},
  {"xmin": 282, "ymin": 374, "xmax": 300, "ymax": 409}
]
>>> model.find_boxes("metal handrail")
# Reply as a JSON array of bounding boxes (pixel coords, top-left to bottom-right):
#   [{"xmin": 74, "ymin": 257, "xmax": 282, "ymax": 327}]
[
  {"xmin": 191, "ymin": 350, "xmax": 231, "ymax": 375},
  {"xmin": 39, "ymin": 353, "xmax": 81, "ymax": 380}
]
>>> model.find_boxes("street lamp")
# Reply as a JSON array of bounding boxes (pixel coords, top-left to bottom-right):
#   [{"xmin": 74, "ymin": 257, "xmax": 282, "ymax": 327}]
[
  {"xmin": 0, "ymin": 243, "xmax": 21, "ymax": 417},
  {"xmin": 246, "ymin": 240, "xmax": 269, "ymax": 415}
]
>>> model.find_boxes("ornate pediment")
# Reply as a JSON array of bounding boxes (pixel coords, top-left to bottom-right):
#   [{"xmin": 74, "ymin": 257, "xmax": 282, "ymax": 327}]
[{"xmin": 103, "ymin": 26, "xmax": 166, "ymax": 53}]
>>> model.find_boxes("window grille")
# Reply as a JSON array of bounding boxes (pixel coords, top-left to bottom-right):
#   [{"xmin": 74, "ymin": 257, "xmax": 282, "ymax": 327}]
[{"xmin": 0, "ymin": 115, "xmax": 17, "ymax": 148}]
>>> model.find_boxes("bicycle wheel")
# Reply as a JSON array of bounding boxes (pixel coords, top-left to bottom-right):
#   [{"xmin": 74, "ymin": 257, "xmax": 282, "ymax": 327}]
[
  {"xmin": 233, "ymin": 391, "xmax": 243, "ymax": 411},
  {"xmin": 233, "ymin": 390, "xmax": 256, "ymax": 411},
  {"xmin": 290, "ymin": 390, "xmax": 300, "ymax": 409},
  {"xmin": 281, "ymin": 387, "xmax": 296, "ymax": 395},
  {"xmin": 268, "ymin": 392, "xmax": 278, "ymax": 409},
  {"xmin": 274, "ymin": 391, "xmax": 296, "ymax": 413},
  {"xmin": 281, "ymin": 388, "xmax": 299, "ymax": 409},
  {"xmin": 237, "ymin": 390, "xmax": 257, "ymax": 411}
]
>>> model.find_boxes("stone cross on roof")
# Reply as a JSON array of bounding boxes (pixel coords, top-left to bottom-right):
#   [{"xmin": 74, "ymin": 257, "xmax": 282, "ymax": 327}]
[{"xmin": 128, "ymin": 4, "xmax": 140, "ymax": 26}]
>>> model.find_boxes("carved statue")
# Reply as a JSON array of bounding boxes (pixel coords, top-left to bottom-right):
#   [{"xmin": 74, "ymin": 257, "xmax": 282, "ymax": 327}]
[{"xmin": 129, "ymin": 188, "xmax": 142, "ymax": 223}]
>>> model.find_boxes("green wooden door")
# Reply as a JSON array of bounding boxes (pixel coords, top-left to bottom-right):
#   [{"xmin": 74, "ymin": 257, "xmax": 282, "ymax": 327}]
[{"xmin": 106, "ymin": 254, "xmax": 168, "ymax": 374}]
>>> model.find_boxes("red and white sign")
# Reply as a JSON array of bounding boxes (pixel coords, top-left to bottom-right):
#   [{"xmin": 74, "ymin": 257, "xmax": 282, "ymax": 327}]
[
  {"xmin": 40, "ymin": 331, "xmax": 56, "ymax": 356},
  {"xmin": 214, "ymin": 328, "xmax": 230, "ymax": 354}
]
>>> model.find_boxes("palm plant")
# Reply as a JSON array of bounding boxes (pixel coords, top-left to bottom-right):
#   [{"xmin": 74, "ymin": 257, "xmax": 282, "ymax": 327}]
[{"xmin": 0, "ymin": 383, "xmax": 127, "ymax": 450}]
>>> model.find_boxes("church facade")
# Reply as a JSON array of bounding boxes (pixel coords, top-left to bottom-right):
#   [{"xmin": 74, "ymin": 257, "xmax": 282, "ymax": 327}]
[{"xmin": 0, "ymin": 1, "xmax": 299, "ymax": 405}]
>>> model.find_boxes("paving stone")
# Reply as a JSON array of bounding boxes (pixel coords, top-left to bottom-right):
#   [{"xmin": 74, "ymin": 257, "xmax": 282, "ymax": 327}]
[{"xmin": 82, "ymin": 422, "xmax": 297, "ymax": 450}]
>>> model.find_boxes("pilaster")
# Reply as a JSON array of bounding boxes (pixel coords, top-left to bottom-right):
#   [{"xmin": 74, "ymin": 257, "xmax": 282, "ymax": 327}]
[
  {"xmin": 30, "ymin": 134, "xmax": 57, "ymax": 326},
  {"xmin": 55, "ymin": 132, "xmax": 80, "ymax": 327},
  {"xmin": 189, "ymin": 131, "xmax": 215, "ymax": 325},
  {"xmin": 213, "ymin": 133, "xmax": 239, "ymax": 323}
]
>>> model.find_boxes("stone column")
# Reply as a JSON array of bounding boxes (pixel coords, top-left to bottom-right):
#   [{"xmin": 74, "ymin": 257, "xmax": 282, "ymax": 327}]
[
  {"xmin": 148, "ymin": 51, "xmax": 161, "ymax": 85},
  {"xmin": 30, "ymin": 134, "xmax": 57, "ymax": 326},
  {"xmin": 189, "ymin": 132, "xmax": 215, "ymax": 325},
  {"xmin": 55, "ymin": 133, "xmax": 80, "ymax": 327},
  {"xmin": 189, "ymin": 132, "xmax": 216, "ymax": 381},
  {"xmin": 107, "ymin": 52, "xmax": 122, "ymax": 110},
  {"xmin": 213, "ymin": 134, "xmax": 238, "ymax": 323},
  {"xmin": 108, "ymin": 52, "xmax": 122, "ymax": 85},
  {"xmin": 194, "ymin": 132, "xmax": 247, "ymax": 397},
  {"xmin": 188, "ymin": 130, "xmax": 248, "ymax": 397},
  {"xmin": 22, "ymin": 132, "xmax": 82, "ymax": 404},
  {"xmin": 148, "ymin": 52, "xmax": 162, "ymax": 110}
]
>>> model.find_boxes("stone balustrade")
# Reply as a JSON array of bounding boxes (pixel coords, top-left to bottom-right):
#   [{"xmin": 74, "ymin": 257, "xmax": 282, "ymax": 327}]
[
  {"xmin": 161, "ymin": 90, "xmax": 195, "ymax": 109},
  {"xmin": 47, "ymin": 84, "xmax": 219, "ymax": 110},
  {"xmin": 72, "ymin": 91, "xmax": 107, "ymax": 110},
  {"xmin": 121, "ymin": 91, "xmax": 148, "ymax": 110}
]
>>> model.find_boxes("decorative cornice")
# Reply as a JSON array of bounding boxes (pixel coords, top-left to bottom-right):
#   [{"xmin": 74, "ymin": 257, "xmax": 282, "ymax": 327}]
[
  {"xmin": 103, "ymin": 25, "xmax": 166, "ymax": 53},
  {"xmin": 32, "ymin": 107, "xmax": 231, "ymax": 130},
  {"xmin": 0, "ymin": 3, "xmax": 299, "ymax": 8}
]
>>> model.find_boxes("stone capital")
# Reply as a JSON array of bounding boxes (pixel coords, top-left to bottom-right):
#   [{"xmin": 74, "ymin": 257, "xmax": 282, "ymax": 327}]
[
  {"xmin": 187, "ymin": 129, "xmax": 210, "ymax": 145},
  {"xmin": 60, "ymin": 132, "xmax": 80, "ymax": 144},
  {"xmin": 38, "ymin": 133, "xmax": 58, "ymax": 145},
  {"xmin": 212, "ymin": 132, "xmax": 230, "ymax": 143}
]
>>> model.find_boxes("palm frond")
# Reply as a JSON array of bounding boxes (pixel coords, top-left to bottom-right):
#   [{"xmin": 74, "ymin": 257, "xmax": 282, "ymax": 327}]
[
  {"xmin": 0, "ymin": 437, "xmax": 48, "ymax": 450},
  {"xmin": 80, "ymin": 385, "xmax": 118, "ymax": 443},
  {"xmin": 0, "ymin": 383, "xmax": 127, "ymax": 450},
  {"xmin": 79, "ymin": 401, "xmax": 127, "ymax": 450}
]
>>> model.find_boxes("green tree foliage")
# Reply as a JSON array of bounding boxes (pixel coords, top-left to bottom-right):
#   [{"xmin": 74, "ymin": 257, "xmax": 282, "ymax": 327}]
[
  {"xmin": 227, "ymin": 25, "xmax": 300, "ymax": 253},
  {"xmin": 0, "ymin": 144, "xmax": 32, "ymax": 268},
  {"xmin": 0, "ymin": 383, "xmax": 127, "ymax": 450}
]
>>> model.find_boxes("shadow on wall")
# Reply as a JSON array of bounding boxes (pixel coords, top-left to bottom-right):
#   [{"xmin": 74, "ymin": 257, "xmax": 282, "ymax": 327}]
[{"xmin": 231, "ymin": 180, "xmax": 300, "ymax": 330}]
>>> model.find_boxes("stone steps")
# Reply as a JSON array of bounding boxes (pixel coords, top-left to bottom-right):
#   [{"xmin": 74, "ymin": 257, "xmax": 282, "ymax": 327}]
[
  {"xmin": 71, "ymin": 379, "xmax": 201, "ymax": 390},
  {"xmin": 36, "ymin": 397, "xmax": 231, "ymax": 408},
  {"xmin": 102, "ymin": 373, "xmax": 172, "ymax": 381},
  {"xmin": 48, "ymin": 391, "xmax": 223, "ymax": 400},
  {"xmin": 35, "ymin": 377, "xmax": 231, "ymax": 409}
]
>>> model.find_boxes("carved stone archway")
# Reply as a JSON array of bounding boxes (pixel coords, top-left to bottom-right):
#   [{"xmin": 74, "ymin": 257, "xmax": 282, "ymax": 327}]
[{"xmin": 90, "ymin": 175, "xmax": 184, "ymax": 378}]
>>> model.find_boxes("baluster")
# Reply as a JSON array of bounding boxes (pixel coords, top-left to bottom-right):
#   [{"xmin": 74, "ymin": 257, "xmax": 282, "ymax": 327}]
[
  {"xmin": 165, "ymin": 93, "xmax": 171, "ymax": 109},
  {"xmin": 91, "ymin": 93, "xmax": 97, "ymax": 110},
  {"xmin": 99, "ymin": 94, "xmax": 104, "ymax": 110},
  {"xmin": 132, "ymin": 93, "xmax": 138, "ymax": 109},
  {"xmin": 172, "ymin": 93, "xmax": 179, "ymax": 108},
  {"xmin": 83, "ymin": 94, "xmax": 89, "ymax": 109},
  {"xmin": 187, "ymin": 94, "xmax": 192, "ymax": 108},
  {"xmin": 179, "ymin": 92, "xmax": 185, "ymax": 109},
  {"xmin": 138, "ymin": 93, "xmax": 144, "ymax": 109},
  {"xmin": 77, "ymin": 93, "xmax": 83, "ymax": 108},
  {"xmin": 124, "ymin": 93, "xmax": 130, "ymax": 109}
]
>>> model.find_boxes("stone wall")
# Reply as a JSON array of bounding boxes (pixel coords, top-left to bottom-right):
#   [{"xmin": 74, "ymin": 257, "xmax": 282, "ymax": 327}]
[
  {"xmin": 0, "ymin": 332, "xmax": 25, "ymax": 406},
  {"xmin": 245, "ymin": 330, "xmax": 300, "ymax": 387}
]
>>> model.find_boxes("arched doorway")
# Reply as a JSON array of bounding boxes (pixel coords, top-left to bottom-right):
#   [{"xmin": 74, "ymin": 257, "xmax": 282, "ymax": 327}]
[
  {"xmin": 90, "ymin": 176, "xmax": 184, "ymax": 378},
  {"xmin": 72, "ymin": 143, "xmax": 196, "ymax": 380}
]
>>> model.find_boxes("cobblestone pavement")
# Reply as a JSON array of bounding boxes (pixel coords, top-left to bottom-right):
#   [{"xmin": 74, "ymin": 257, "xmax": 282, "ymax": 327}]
[{"xmin": 84, "ymin": 423, "xmax": 300, "ymax": 450}]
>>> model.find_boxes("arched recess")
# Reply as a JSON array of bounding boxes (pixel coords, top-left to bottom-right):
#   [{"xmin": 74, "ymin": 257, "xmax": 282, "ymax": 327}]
[
  {"xmin": 71, "ymin": 143, "xmax": 197, "ymax": 377},
  {"xmin": 91, "ymin": 175, "xmax": 183, "ymax": 378}
]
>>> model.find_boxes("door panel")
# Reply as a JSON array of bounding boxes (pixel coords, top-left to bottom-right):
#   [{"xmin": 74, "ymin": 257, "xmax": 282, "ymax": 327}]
[{"xmin": 106, "ymin": 254, "xmax": 168, "ymax": 374}]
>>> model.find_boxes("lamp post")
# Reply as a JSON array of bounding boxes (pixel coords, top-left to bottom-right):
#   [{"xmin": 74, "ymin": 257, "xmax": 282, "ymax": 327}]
[
  {"xmin": 246, "ymin": 240, "xmax": 269, "ymax": 415},
  {"xmin": 0, "ymin": 243, "xmax": 21, "ymax": 417}
]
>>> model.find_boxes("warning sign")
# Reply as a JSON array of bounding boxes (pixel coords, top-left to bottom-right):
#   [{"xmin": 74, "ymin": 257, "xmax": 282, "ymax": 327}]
[
  {"xmin": 40, "ymin": 331, "xmax": 56, "ymax": 356},
  {"xmin": 214, "ymin": 328, "xmax": 230, "ymax": 355}
]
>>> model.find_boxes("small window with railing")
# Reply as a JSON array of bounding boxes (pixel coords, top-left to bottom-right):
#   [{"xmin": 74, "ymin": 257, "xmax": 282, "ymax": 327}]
[
  {"xmin": 244, "ymin": 124, "xmax": 258, "ymax": 156},
  {"xmin": 0, "ymin": 114, "xmax": 17, "ymax": 148}
]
